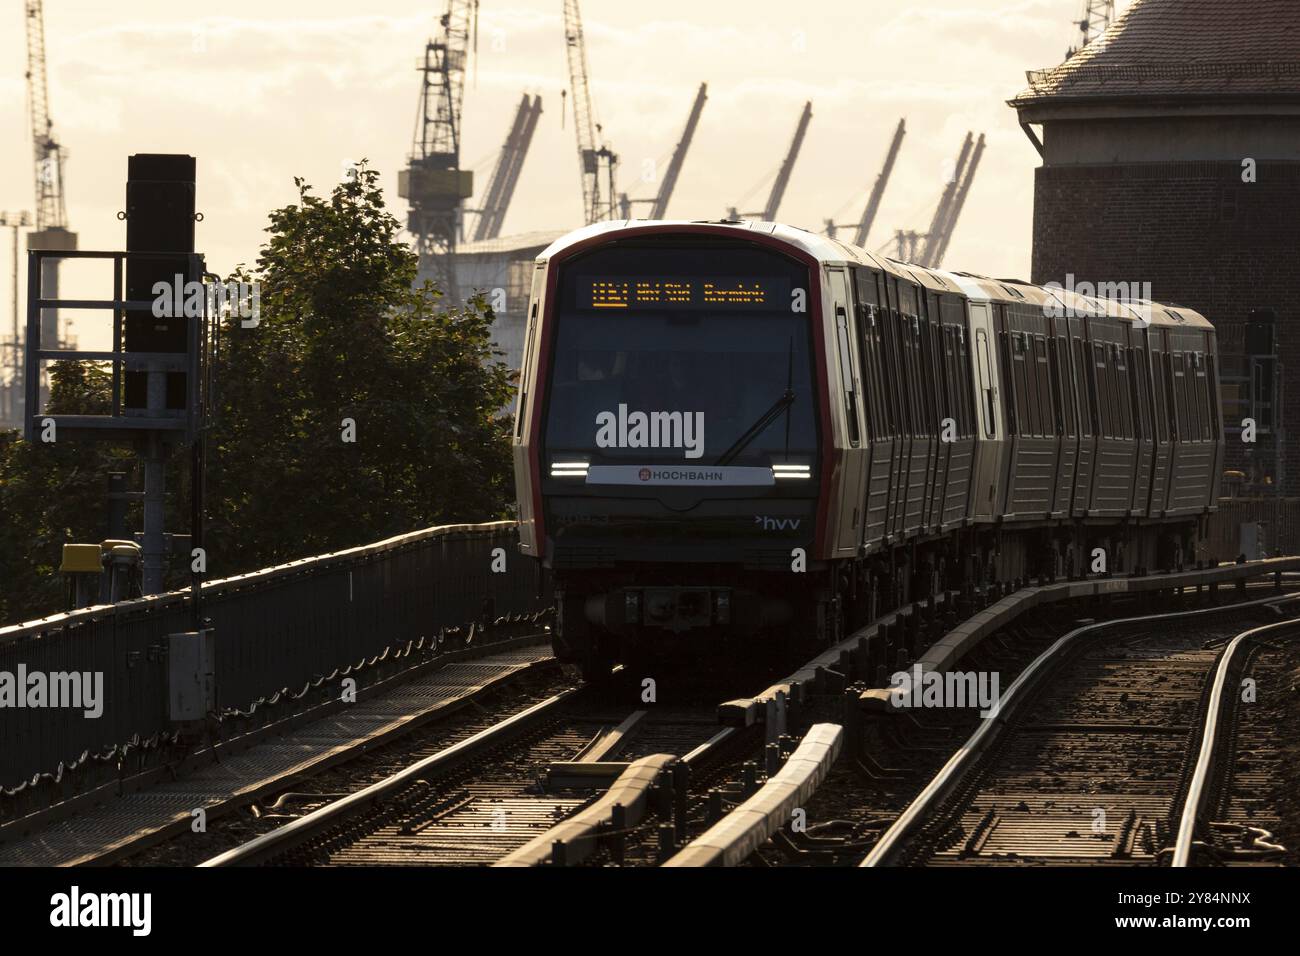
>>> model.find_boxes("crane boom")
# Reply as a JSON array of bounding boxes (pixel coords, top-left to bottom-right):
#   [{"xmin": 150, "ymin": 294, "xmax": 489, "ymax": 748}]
[
  {"xmin": 563, "ymin": 0, "xmax": 617, "ymax": 224},
  {"xmin": 473, "ymin": 94, "xmax": 542, "ymax": 241},
  {"xmin": 25, "ymin": 0, "xmax": 66, "ymax": 232},
  {"xmin": 762, "ymin": 101, "xmax": 812, "ymax": 221},
  {"xmin": 854, "ymin": 118, "xmax": 905, "ymax": 247},
  {"xmin": 918, "ymin": 132, "xmax": 973, "ymax": 267},
  {"xmin": 649, "ymin": 83, "xmax": 708, "ymax": 220},
  {"xmin": 929, "ymin": 133, "xmax": 985, "ymax": 268}
]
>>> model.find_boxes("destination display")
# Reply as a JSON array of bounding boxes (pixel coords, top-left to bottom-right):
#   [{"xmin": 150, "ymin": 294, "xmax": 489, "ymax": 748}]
[{"xmin": 579, "ymin": 276, "xmax": 792, "ymax": 312}]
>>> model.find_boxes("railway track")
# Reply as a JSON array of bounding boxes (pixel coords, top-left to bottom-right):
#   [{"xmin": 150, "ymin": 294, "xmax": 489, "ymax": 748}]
[
  {"xmin": 47, "ymin": 569, "xmax": 1296, "ymax": 869},
  {"xmin": 200, "ymin": 677, "xmax": 742, "ymax": 866},
  {"xmin": 863, "ymin": 595, "xmax": 1300, "ymax": 868}
]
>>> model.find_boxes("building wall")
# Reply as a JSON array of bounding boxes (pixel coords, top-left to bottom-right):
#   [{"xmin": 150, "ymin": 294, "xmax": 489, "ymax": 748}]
[
  {"xmin": 453, "ymin": 248, "xmax": 545, "ymax": 372},
  {"xmin": 1030, "ymin": 158, "xmax": 1300, "ymax": 494}
]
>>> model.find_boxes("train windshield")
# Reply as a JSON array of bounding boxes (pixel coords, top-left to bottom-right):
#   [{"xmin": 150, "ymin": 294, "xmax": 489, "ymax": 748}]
[{"xmin": 543, "ymin": 240, "xmax": 818, "ymax": 469}]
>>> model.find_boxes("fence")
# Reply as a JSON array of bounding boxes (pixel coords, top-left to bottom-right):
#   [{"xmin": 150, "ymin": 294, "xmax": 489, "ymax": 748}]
[
  {"xmin": 0, "ymin": 521, "xmax": 547, "ymax": 792},
  {"xmin": 1206, "ymin": 497, "xmax": 1300, "ymax": 560}
]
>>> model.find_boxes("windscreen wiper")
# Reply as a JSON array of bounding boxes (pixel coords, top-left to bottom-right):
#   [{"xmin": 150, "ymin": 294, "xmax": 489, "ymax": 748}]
[{"xmin": 716, "ymin": 337, "xmax": 796, "ymax": 466}]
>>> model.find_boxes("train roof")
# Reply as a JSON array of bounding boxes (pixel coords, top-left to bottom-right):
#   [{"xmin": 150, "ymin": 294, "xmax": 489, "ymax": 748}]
[{"xmin": 536, "ymin": 220, "xmax": 1212, "ymax": 331}]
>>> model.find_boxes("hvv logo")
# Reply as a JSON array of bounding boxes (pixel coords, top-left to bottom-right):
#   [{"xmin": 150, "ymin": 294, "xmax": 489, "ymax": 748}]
[{"xmin": 595, "ymin": 404, "xmax": 705, "ymax": 459}]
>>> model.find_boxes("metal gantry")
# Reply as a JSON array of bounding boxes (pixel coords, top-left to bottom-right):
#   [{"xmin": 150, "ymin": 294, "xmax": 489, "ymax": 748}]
[
  {"xmin": 400, "ymin": 0, "xmax": 479, "ymax": 299},
  {"xmin": 472, "ymin": 94, "xmax": 543, "ymax": 242},
  {"xmin": 563, "ymin": 0, "xmax": 618, "ymax": 224}
]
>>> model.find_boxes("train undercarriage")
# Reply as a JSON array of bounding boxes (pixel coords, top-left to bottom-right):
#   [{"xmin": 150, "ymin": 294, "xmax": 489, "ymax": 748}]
[{"xmin": 551, "ymin": 516, "xmax": 1210, "ymax": 681}]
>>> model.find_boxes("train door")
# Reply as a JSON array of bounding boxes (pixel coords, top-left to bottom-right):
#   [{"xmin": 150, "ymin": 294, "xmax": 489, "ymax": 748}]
[
  {"xmin": 854, "ymin": 269, "xmax": 891, "ymax": 552},
  {"xmin": 968, "ymin": 301, "xmax": 1004, "ymax": 521},
  {"xmin": 1070, "ymin": 314, "xmax": 1099, "ymax": 515},
  {"xmin": 882, "ymin": 277, "xmax": 909, "ymax": 541},
  {"xmin": 829, "ymin": 268, "xmax": 867, "ymax": 554},
  {"xmin": 1146, "ymin": 325, "xmax": 1171, "ymax": 517},
  {"xmin": 1049, "ymin": 318, "xmax": 1077, "ymax": 519},
  {"xmin": 1129, "ymin": 323, "xmax": 1155, "ymax": 517},
  {"xmin": 512, "ymin": 263, "xmax": 549, "ymax": 554}
]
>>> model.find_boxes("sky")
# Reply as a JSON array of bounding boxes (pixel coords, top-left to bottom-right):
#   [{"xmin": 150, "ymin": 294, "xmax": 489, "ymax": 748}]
[{"xmin": 0, "ymin": 0, "xmax": 1135, "ymax": 352}]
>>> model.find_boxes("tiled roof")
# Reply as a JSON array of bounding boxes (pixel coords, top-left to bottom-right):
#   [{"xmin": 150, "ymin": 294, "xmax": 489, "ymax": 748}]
[{"xmin": 1012, "ymin": 0, "xmax": 1300, "ymax": 106}]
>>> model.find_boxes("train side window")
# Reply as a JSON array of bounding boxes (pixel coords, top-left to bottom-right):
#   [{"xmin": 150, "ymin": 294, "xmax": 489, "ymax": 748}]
[
  {"xmin": 1091, "ymin": 343, "xmax": 1110, "ymax": 438},
  {"xmin": 835, "ymin": 306, "xmax": 861, "ymax": 446},
  {"xmin": 1075, "ymin": 338, "xmax": 1096, "ymax": 437},
  {"xmin": 1050, "ymin": 336, "xmax": 1071, "ymax": 436},
  {"xmin": 1205, "ymin": 353, "xmax": 1220, "ymax": 440},
  {"xmin": 1193, "ymin": 352, "xmax": 1211, "ymax": 441},
  {"xmin": 975, "ymin": 328, "xmax": 996, "ymax": 438},
  {"xmin": 1170, "ymin": 351, "xmax": 1186, "ymax": 440},
  {"xmin": 1032, "ymin": 334, "xmax": 1051, "ymax": 437},
  {"xmin": 1150, "ymin": 350, "xmax": 1169, "ymax": 443},
  {"xmin": 1114, "ymin": 344, "xmax": 1133, "ymax": 440},
  {"xmin": 957, "ymin": 325, "xmax": 975, "ymax": 438}
]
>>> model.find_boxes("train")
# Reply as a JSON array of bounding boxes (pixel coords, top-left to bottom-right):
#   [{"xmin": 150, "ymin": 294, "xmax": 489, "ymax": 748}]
[{"xmin": 511, "ymin": 220, "xmax": 1224, "ymax": 677}]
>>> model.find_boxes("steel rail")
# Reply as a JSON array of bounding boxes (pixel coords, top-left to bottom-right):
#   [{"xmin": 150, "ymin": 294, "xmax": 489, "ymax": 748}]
[
  {"xmin": 1172, "ymin": 613, "xmax": 1300, "ymax": 866},
  {"xmin": 860, "ymin": 591, "xmax": 1300, "ymax": 868},
  {"xmin": 198, "ymin": 686, "xmax": 584, "ymax": 867}
]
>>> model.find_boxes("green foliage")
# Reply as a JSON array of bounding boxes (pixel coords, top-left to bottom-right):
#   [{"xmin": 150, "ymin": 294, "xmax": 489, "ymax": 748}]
[
  {"xmin": 0, "ymin": 163, "xmax": 515, "ymax": 623},
  {"xmin": 0, "ymin": 363, "xmax": 133, "ymax": 623}
]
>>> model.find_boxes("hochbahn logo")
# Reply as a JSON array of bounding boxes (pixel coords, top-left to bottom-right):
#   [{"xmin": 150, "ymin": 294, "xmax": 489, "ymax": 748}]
[
  {"xmin": 595, "ymin": 404, "xmax": 705, "ymax": 459},
  {"xmin": 638, "ymin": 467, "xmax": 725, "ymax": 482}
]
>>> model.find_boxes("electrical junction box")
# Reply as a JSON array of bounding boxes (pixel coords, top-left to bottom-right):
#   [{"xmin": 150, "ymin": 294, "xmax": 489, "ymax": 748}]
[{"xmin": 168, "ymin": 629, "xmax": 216, "ymax": 724}]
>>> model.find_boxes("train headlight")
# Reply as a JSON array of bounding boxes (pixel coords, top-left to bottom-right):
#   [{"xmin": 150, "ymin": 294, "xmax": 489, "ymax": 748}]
[
  {"xmin": 772, "ymin": 463, "xmax": 812, "ymax": 480},
  {"xmin": 549, "ymin": 460, "xmax": 590, "ymax": 478}
]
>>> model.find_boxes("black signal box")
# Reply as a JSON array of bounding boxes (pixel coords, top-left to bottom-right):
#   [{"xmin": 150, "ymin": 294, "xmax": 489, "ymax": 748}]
[{"xmin": 124, "ymin": 153, "xmax": 196, "ymax": 410}]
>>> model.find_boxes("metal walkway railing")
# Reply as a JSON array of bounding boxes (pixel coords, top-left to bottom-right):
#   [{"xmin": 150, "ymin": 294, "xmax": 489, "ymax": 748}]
[{"xmin": 0, "ymin": 521, "xmax": 548, "ymax": 792}]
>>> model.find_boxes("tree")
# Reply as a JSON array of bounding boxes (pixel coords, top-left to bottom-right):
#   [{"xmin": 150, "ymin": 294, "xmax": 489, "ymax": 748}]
[
  {"xmin": 203, "ymin": 163, "xmax": 515, "ymax": 573},
  {"xmin": 0, "ymin": 163, "xmax": 515, "ymax": 623}
]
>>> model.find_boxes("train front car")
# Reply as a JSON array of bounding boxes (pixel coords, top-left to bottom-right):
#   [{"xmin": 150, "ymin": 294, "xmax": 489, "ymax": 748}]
[{"xmin": 513, "ymin": 223, "xmax": 832, "ymax": 677}]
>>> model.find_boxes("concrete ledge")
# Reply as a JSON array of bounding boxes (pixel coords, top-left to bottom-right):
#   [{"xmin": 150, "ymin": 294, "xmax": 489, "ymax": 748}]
[
  {"xmin": 493, "ymin": 754, "xmax": 676, "ymax": 867},
  {"xmin": 860, "ymin": 557, "xmax": 1300, "ymax": 711},
  {"xmin": 718, "ymin": 595, "xmax": 953, "ymax": 727},
  {"xmin": 663, "ymin": 723, "xmax": 842, "ymax": 867}
]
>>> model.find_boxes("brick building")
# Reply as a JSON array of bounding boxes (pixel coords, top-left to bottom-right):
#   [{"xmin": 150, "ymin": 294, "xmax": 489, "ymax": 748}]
[{"xmin": 1009, "ymin": 0, "xmax": 1300, "ymax": 496}]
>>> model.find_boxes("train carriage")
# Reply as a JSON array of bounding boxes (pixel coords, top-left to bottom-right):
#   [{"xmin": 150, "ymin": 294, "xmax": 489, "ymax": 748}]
[{"xmin": 512, "ymin": 220, "xmax": 1222, "ymax": 676}]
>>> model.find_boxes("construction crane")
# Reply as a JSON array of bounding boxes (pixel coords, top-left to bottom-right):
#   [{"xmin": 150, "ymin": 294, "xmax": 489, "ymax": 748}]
[
  {"xmin": 916, "ymin": 132, "xmax": 985, "ymax": 268},
  {"xmin": 824, "ymin": 118, "xmax": 906, "ymax": 244},
  {"xmin": 927, "ymin": 133, "xmax": 984, "ymax": 268},
  {"xmin": 648, "ymin": 83, "xmax": 708, "ymax": 219},
  {"xmin": 728, "ymin": 101, "xmax": 813, "ymax": 221},
  {"xmin": 563, "ymin": 0, "xmax": 618, "ymax": 224},
  {"xmin": 0, "ymin": 211, "xmax": 32, "ymax": 429},
  {"xmin": 917, "ymin": 132, "xmax": 974, "ymax": 266},
  {"xmin": 471, "ymin": 94, "xmax": 543, "ymax": 242},
  {"xmin": 616, "ymin": 83, "xmax": 709, "ymax": 221},
  {"xmin": 399, "ymin": 0, "xmax": 479, "ymax": 300},
  {"xmin": 854, "ymin": 118, "xmax": 905, "ymax": 246},
  {"xmin": 25, "ymin": 0, "xmax": 77, "ymax": 391},
  {"xmin": 1066, "ymin": 1, "xmax": 1116, "ymax": 58}
]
